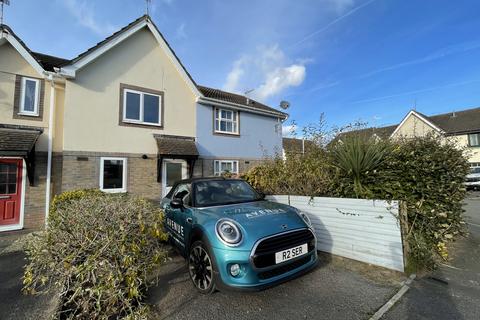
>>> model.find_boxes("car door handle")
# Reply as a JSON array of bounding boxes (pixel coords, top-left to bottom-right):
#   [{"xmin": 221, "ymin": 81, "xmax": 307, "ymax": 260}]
[
  {"xmin": 0, "ymin": 196, "xmax": 10, "ymax": 199},
  {"xmin": 186, "ymin": 217, "xmax": 193, "ymax": 224}
]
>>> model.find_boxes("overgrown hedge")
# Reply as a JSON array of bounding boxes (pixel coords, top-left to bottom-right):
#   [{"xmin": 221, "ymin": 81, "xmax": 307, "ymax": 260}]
[
  {"xmin": 23, "ymin": 190, "xmax": 168, "ymax": 319},
  {"xmin": 244, "ymin": 135, "xmax": 470, "ymax": 270}
]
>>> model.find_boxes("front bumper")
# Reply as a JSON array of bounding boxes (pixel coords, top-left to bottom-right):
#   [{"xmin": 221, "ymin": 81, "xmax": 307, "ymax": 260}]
[{"xmin": 211, "ymin": 244, "xmax": 318, "ymax": 291}]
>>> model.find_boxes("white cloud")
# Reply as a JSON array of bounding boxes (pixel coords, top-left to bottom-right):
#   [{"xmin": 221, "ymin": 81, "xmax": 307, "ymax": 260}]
[
  {"xmin": 282, "ymin": 124, "xmax": 298, "ymax": 136},
  {"xmin": 175, "ymin": 23, "xmax": 187, "ymax": 39},
  {"xmin": 223, "ymin": 45, "xmax": 307, "ymax": 102},
  {"xmin": 61, "ymin": 0, "xmax": 117, "ymax": 36},
  {"xmin": 329, "ymin": 0, "xmax": 355, "ymax": 13}
]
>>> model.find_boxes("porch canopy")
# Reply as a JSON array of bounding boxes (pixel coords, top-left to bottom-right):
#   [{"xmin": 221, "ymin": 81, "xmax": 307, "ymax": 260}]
[
  {"xmin": 0, "ymin": 124, "xmax": 43, "ymax": 185},
  {"xmin": 154, "ymin": 134, "xmax": 199, "ymax": 182}
]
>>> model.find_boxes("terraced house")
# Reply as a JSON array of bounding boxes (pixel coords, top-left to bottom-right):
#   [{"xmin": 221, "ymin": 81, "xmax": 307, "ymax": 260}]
[
  {"xmin": 0, "ymin": 15, "xmax": 287, "ymax": 232},
  {"xmin": 345, "ymin": 108, "xmax": 480, "ymax": 165}
]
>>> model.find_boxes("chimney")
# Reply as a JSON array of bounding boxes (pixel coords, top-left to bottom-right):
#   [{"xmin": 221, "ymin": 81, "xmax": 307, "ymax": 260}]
[{"xmin": 452, "ymin": 111, "xmax": 456, "ymax": 118}]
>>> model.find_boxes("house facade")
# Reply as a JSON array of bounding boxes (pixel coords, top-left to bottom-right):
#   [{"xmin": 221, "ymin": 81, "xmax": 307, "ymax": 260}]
[
  {"xmin": 343, "ymin": 108, "xmax": 480, "ymax": 165},
  {"xmin": 0, "ymin": 16, "xmax": 286, "ymax": 232}
]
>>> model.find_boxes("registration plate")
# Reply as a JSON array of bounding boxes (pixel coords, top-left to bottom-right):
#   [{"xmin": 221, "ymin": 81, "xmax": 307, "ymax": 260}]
[{"xmin": 275, "ymin": 243, "xmax": 308, "ymax": 264}]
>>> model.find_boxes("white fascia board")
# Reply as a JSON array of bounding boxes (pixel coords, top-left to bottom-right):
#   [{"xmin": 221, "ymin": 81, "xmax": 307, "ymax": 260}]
[
  {"xmin": 57, "ymin": 66, "xmax": 76, "ymax": 78},
  {"xmin": 145, "ymin": 22, "xmax": 201, "ymax": 98},
  {"xmin": 70, "ymin": 21, "xmax": 147, "ymax": 71},
  {"xmin": 1, "ymin": 32, "xmax": 46, "ymax": 76},
  {"xmin": 60, "ymin": 19, "xmax": 202, "ymax": 99},
  {"xmin": 390, "ymin": 110, "xmax": 444, "ymax": 138},
  {"xmin": 198, "ymin": 97, "xmax": 287, "ymax": 120}
]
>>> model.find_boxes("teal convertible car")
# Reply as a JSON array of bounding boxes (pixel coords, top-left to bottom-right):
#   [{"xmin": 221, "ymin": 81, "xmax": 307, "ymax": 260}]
[{"xmin": 161, "ymin": 177, "xmax": 318, "ymax": 294}]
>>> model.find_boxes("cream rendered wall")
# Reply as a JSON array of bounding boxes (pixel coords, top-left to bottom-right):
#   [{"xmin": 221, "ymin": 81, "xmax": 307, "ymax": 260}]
[
  {"xmin": 63, "ymin": 28, "xmax": 196, "ymax": 154},
  {"xmin": 447, "ymin": 134, "xmax": 480, "ymax": 163},
  {"xmin": 53, "ymin": 84, "xmax": 65, "ymax": 152},
  {"xmin": 391, "ymin": 113, "xmax": 438, "ymax": 139},
  {"xmin": 0, "ymin": 43, "xmax": 51, "ymax": 151},
  {"xmin": 392, "ymin": 113, "xmax": 480, "ymax": 163}
]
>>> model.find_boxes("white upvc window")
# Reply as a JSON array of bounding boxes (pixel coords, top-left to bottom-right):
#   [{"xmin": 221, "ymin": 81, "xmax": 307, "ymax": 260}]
[
  {"xmin": 468, "ymin": 133, "xmax": 480, "ymax": 147},
  {"xmin": 214, "ymin": 160, "xmax": 239, "ymax": 176},
  {"xmin": 100, "ymin": 157, "xmax": 127, "ymax": 193},
  {"xmin": 123, "ymin": 88, "xmax": 162, "ymax": 126},
  {"xmin": 19, "ymin": 77, "xmax": 40, "ymax": 116},
  {"xmin": 214, "ymin": 107, "xmax": 239, "ymax": 134}
]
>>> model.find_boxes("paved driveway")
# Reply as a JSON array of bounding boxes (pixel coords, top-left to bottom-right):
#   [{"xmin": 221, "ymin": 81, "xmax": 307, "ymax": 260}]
[
  {"xmin": 147, "ymin": 252, "xmax": 403, "ymax": 320},
  {"xmin": 0, "ymin": 251, "xmax": 56, "ymax": 320},
  {"xmin": 383, "ymin": 196, "xmax": 480, "ymax": 320}
]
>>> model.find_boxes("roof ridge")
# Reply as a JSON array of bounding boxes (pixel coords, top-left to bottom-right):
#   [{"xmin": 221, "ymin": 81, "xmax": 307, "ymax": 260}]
[{"xmin": 426, "ymin": 106, "xmax": 480, "ymax": 118}]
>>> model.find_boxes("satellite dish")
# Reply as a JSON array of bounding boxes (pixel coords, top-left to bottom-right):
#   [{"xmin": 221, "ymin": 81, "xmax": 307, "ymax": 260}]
[{"xmin": 280, "ymin": 100, "xmax": 290, "ymax": 110}]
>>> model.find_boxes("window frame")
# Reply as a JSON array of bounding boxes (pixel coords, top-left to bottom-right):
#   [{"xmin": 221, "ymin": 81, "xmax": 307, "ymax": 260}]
[
  {"xmin": 99, "ymin": 157, "xmax": 127, "ymax": 193},
  {"xmin": 214, "ymin": 160, "xmax": 239, "ymax": 176},
  {"xmin": 214, "ymin": 107, "xmax": 239, "ymax": 135},
  {"xmin": 122, "ymin": 87, "xmax": 162, "ymax": 127},
  {"xmin": 468, "ymin": 133, "xmax": 480, "ymax": 147},
  {"xmin": 19, "ymin": 77, "xmax": 40, "ymax": 116}
]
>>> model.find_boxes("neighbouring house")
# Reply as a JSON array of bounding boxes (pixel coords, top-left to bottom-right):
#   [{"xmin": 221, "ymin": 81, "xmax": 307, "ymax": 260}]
[
  {"xmin": 338, "ymin": 108, "xmax": 480, "ymax": 165},
  {"xmin": 282, "ymin": 137, "xmax": 316, "ymax": 156},
  {"xmin": 0, "ymin": 15, "xmax": 287, "ymax": 232}
]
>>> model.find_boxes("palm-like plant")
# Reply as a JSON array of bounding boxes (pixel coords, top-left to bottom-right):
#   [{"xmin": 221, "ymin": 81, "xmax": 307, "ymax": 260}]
[{"xmin": 332, "ymin": 134, "xmax": 391, "ymax": 197}]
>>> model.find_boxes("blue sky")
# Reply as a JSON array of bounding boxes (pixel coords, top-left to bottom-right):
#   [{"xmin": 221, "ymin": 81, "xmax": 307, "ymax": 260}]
[{"xmin": 4, "ymin": 0, "xmax": 480, "ymax": 133}]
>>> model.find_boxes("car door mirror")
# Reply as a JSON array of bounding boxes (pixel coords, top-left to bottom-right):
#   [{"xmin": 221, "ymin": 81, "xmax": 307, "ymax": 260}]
[
  {"xmin": 257, "ymin": 192, "xmax": 266, "ymax": 200},
  {"xmin": 170, "ymin": 198, "xmax": 184, "ymax": 209}
]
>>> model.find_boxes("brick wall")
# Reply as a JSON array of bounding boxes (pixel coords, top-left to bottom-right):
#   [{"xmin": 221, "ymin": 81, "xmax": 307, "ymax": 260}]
[
  {"xmin": 23, "ymin": 152, "xmax": 47, "ymax": 230},
  {"xmin": 19, "ymin": 153, "xmax": 268, "ymax": 232},
  {"xmin": 60, "ymin": 152, "xmax": 162, "ymax": 201}
]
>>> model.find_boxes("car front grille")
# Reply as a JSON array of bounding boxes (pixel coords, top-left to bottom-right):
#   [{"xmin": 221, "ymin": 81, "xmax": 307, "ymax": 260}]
[
  {"xmin": 257, "ymin": 255, "xmax": 312, "ymax": 280},
  {"xmin": 252, "ymin": 229, "xmax": 315, "ymax": 269}
]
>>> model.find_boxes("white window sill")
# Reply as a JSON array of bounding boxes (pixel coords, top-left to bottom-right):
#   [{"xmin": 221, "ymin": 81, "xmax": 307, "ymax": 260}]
[
  {"xmin": 214, "ymin": 130, "xmax": 240, "ymax": 135},
  {"xmin": 18, "ymin": 112, "xmax": 39, "ymax": 117},
  {"xmin": 100, "ymin": 188, "xmax": 127, "ymax": 193},
  {"xmin": 123, "ymin": 119, "xmax": 162, "ymax": 127}
]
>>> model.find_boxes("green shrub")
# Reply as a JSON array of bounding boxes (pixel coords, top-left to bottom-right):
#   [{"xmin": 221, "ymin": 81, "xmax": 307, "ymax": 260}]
[
  {"xmin": 333, "ymin": 135, "xmax": 469, "ymax": 269},
  {"xmin": 245, "ymin": 133, "xmax": 469, "ymax": 270},
  {"xmin": 243, "ymin": 147, "xmax": 333, "ymax": 196},
  {"xmin": 330, "ymin": 134, "xmax": 392, "ymax": 198},
  {"xmin": 23, "ymin": 190, "xmax": 168, "ymax": 319}
]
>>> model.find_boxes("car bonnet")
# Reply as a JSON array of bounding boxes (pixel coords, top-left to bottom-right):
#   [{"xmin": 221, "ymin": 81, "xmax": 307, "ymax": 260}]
[{"xmin": 197, "ymin": 200, "xmax": 308, "ymax": 241}]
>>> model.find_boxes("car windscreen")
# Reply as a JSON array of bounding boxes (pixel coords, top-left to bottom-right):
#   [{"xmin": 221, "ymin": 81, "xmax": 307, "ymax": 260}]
[
  {"xmin": 193, "ymin": 180, "xmax": 262, "ymax": 207},
  {"xmin": 470, "ymin": 167, "xmax": 480, "ymax": 174}
]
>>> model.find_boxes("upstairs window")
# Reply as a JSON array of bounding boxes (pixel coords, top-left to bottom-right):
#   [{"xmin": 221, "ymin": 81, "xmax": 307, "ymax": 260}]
[
  {"xmin": 468, "ymin": 133, "xmax": 480, "ymax": 147},
  {"xmin": 20, "ymin": 77, "xmax": 40, "ymax": 116},
  {"xmin": 122, "ymin": 87, "xmax": 162, "ymax": 126},
  {"xmin": 214, "ymin": 160, "xmax": 239, "ymax": 176},
  {"xmin": 214, "ymin": 108, "xmax": 239, "ymax": 134}
]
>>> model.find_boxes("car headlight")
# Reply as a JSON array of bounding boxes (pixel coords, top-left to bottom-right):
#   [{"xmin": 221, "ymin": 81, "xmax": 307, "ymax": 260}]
[
  {"xmin": 299, "ymin": 211, "xmax": 312, "ymax": 227},
  {"xmin": 215, "ymin": 219, "xmax": 242, "ymax": 246}
]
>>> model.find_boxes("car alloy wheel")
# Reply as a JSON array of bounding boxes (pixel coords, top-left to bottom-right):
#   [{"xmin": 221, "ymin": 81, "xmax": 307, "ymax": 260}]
[{"xmin": 188, "ymin": 241, "xmax": 216, "ymax": 294}]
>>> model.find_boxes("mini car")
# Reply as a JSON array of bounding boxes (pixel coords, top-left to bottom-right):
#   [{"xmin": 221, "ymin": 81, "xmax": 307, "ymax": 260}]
[
  {"xmin": 465, "ymin": 166, "xmax": 480, "ymax": 190},
  {"xmin": 161, "ymin": 177, "xmax": 318, "ymax": 293}
]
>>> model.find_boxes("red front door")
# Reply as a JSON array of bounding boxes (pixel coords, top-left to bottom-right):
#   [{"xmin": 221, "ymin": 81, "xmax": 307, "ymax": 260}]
[{"xmin": 0, "ymin": 159, "xmax": 23, "ymax": 226}]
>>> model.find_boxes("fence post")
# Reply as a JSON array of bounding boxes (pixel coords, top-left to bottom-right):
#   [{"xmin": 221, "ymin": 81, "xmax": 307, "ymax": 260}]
[{"xmin": 399, "ymin": 201, "xmax": 410, "ymax": 271}]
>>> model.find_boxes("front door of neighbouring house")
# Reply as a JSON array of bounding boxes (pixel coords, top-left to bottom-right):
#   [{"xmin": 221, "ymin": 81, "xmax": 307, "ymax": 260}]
[
  {"xmin": 162, "ymin": 159, "xmax": 188, "ymax": 197},
  {"xmin": 0, "ymin": 159, "xmax": 23, "ymax": 227}
]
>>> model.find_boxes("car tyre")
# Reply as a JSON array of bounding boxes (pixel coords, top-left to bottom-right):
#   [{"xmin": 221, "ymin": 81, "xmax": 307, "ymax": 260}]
[{"xmin": 188, "ymin": 240, "xmax": 217, "ymax": 294}]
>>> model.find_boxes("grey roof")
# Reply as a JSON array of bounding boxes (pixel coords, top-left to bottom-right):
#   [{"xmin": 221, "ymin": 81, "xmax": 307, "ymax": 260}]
[
  {"xmin": 154, "ymin": 134, "xmax": 199, "ymax": 157},
  {"xmin": 339, "ymin": 107, "xmax": 480, "ymax": 140},
  {"xmin": 198, "ymin": 86, "xmax": 288, "ymax": 118},
  {"xmin": 426, "ymin": 107, "xmax": 480, "ymax": 135},
  {"xmin": 282, "ymin": 138, "xmax": 316, "ymax": 154},
  {"xmin": 31, "ymin": 52, "xmax": 70, "ymax": 71},
  {"xmin": 0, "ymin": 125, "xmax": 43, "ymax": 156}
]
